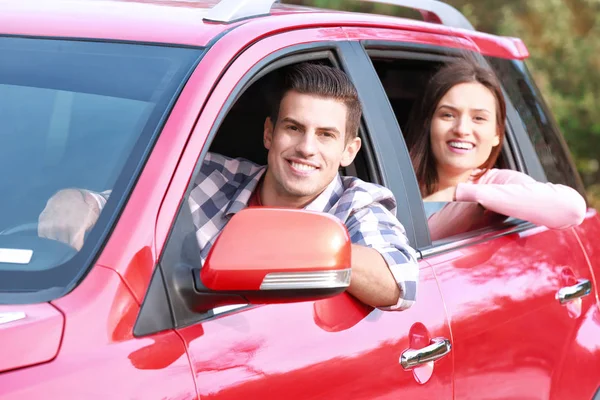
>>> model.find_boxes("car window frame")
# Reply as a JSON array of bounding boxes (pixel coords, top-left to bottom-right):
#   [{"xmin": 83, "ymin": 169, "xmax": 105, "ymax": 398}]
[
  {"xmin": 136, "ymin": 40, "xmax": 403, "ymax": 336},
  {"xmin": 355, "ymin": 41, "xmax": 544, "ymax": 256}
]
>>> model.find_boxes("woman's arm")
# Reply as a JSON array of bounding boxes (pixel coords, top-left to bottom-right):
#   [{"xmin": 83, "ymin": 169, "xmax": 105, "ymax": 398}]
[{"xmin": 456, "ymin": 169, "xmax": 587, "ymax": 229}]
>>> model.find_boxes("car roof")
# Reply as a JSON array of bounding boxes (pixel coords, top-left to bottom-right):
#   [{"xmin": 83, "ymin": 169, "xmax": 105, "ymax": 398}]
[{"xmin": 0, "ymin": 0, "xmax": 528, "ymax": 59}]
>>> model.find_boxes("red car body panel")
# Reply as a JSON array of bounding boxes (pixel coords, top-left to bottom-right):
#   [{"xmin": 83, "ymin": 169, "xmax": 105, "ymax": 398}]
[
  {"xmin": 0, "ymin": 0, "xmax": 598, "ymax": 399},
  {"xmin": 180, "ymin": 265, "xmax": 453, "ymax": 399},
  {"xmin": 0, "ymin": 0, "xmax": 527, "ymax": 59},
  {"xmin": 425, "ymin": 225, "xmax": 596, "ymax": 399},
  {"xmin": 0, "ymin": 266, "xmax": 197, "ymax": 399},
  {"xmin": 0, "ymin": 303, "xmax": 64, "ymax": 373}
]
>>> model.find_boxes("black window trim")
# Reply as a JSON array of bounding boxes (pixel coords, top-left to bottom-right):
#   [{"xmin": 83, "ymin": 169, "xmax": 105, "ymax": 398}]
[
  {"xmin": 338, "ymin": 41, "xmax": 425, "ymax": 249},
  {"xmin": 137, "ymin": 41, "xmax": 391, "ymax": 335},
  {"xmin": 357, "ymin": 40, "xmax": 550, "ymax": 257}
]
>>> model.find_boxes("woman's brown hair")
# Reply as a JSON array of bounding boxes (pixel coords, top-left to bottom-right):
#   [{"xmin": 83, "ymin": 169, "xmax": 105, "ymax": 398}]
[{"xmin": 404, "ymin": 57, "xmax": 507, "ymax": 196}]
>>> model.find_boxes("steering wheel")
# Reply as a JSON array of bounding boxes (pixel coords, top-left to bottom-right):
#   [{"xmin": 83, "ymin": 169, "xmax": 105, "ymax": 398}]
[{"xmin": 0, "ymin": 222, "xmax": 39, "ymax": 236}]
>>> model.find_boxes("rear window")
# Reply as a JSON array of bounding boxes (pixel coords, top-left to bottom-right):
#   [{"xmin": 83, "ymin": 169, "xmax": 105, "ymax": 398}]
[
  {"xmin": 0, "ymin": 37, "xmax": 202, "ymax": 302},
  {"xmin": 487, "ymin": 57, "xmax": 585, "ymax": 195}
]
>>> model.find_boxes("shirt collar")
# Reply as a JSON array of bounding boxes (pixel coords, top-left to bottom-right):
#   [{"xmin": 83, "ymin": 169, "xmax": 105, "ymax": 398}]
[
  {"xmin": 304, "ymin": 174, "xmax": 344, "ymax": 213},
  {"xmin": 225, "ymin": 168, "xmax": 344, "ymax": 216},
  {"xmin": 224, "ymin": 166, "xmax": 267, "ymax": 216}
]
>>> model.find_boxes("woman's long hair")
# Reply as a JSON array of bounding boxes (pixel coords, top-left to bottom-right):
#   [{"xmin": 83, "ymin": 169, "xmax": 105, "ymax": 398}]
[{"xmin": 404, "ymin": 57, "xmax": 507, "ymax": 196}]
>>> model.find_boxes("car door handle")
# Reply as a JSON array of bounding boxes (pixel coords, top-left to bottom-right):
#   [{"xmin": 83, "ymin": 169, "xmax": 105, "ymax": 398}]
[
  {"xmin": 400, "ymin": 337, "xmax": 451, "ymax": 370},
  {"xmin": 556, "ymin": 279, "xmax": 591, "ymax": 304}
]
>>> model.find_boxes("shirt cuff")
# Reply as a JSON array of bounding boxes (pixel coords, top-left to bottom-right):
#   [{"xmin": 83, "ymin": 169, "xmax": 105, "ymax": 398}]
[
  {"xmin": 456, "ymin": 182, "xmax": 478, "ymax": 202},
  {"xmin": 88, "ymin": 191, "xmax": 109, "ymax": 209},
  {"xmin": 375, "ymin": 249, "xmax": 418, "ymax": 311}
]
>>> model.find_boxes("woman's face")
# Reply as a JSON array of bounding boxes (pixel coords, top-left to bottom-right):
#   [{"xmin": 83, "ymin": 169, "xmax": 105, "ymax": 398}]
[{"xmin": 430, "ymin": 82, "xmax": 500, "ymax": 178}]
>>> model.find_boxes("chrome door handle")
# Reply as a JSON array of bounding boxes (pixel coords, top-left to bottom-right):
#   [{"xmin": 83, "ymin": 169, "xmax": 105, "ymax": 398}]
[
  {"xmin": 400, "ymin": 337, "xmax": 451, "ymax": 370},
  {"xmin": 557, "ymin": 279, "xmax": 591, "ymax": 304}
]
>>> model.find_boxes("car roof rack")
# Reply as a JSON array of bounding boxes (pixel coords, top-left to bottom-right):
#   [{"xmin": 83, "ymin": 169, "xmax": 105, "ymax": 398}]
[{"xmin": 203, "ymin": 0, "xmax": 474, "ymax": 31}]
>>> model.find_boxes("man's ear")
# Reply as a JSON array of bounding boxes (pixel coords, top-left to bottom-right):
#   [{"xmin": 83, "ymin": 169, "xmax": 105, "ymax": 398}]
[
  {"xmin": 340, "ymin": 137, "xmax": 362, "ymax": 167},
  {"xmin": 263, "ymin": 117, "xmax": 274, "ymax": 150}
]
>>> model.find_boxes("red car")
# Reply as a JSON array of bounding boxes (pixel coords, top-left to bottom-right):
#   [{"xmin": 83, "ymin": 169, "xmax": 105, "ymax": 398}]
[{"xmin": 0, "ymin": 0, "xmax": 599, "ymax": 398}]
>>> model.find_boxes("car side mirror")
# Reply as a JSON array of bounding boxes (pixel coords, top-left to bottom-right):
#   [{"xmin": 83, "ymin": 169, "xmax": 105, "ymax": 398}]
[{"xmin": 191, "ymin": 208, "xmax": 351, "ymax": 312}]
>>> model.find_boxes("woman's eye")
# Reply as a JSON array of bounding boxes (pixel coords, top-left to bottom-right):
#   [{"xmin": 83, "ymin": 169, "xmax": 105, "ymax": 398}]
[
  {"xmin": 474, "ymin": 116, "xmax": 487, "ymax": 122},
  {"xmin": 441, "ymin": 112, "xmax": 454, "ymax": 119}
]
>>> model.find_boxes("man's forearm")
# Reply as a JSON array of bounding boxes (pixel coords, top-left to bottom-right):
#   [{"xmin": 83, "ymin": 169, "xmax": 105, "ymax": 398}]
[{"xmin": 347, "ymin": 244, "xmax": 401, "ymax": 308}]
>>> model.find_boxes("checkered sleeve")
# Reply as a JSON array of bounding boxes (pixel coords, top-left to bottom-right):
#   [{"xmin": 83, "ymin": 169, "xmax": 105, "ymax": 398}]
[{"xmin": 345, "ymin": 202, "xmax": 419, "ymax": 311}]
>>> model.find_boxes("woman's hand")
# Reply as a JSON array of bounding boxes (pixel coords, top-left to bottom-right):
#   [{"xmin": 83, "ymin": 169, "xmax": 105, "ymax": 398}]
[{"xmin": 423, "ymin": 186, "xmax": 457, "ymax": 202}]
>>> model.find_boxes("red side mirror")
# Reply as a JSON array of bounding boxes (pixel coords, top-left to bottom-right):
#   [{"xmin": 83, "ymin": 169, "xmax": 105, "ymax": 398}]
[{"xmin": 199, "ymin": 207, "xmax": 351, "ymax": 305}]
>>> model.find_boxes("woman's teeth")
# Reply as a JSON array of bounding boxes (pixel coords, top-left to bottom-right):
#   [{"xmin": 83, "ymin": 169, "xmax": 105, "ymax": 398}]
[{"xmin": 448, "ymin": 141, "xmax": 474, "ymax": 150}]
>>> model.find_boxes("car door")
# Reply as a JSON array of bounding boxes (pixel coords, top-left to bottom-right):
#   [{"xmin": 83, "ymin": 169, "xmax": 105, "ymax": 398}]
[
  {"xmin": 421, "ymin": 220, "xmax": 595, "ymax": 400},
  {"xmin": 357, "ymin": 38, "xmax": 597, "ymax": 399},
  {"xmin": 489, "ymin": 55, "xmax": 600, "ymax": 399},
  {"xmin": 153, "ymin": 26, "xmax": 454, "ymax": 399}
]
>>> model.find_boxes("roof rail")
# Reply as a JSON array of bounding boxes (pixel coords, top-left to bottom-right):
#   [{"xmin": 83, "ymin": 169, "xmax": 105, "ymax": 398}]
[
  {"xmin": 204, "ymin": 0, "xmax": 474, "ymax": 31},
  {"xmin": 203, "ymin": 0, "xmax": 280, "ymax": 23},
  {"xmin": 360, "ymin": 0, "xmax": 474, "ymax": 30}
]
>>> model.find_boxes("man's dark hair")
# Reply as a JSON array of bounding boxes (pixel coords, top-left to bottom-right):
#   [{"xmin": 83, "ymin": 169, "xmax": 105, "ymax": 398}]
[{"xmin": 268, "ymin": 62, "xmax": 362, "ymax": 140}]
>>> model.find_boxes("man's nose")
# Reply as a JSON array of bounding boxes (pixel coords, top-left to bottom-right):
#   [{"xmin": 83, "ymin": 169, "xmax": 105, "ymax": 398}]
[{"xmin": 296, "ymin": 131, "xmax": 318, "ymax": 156}]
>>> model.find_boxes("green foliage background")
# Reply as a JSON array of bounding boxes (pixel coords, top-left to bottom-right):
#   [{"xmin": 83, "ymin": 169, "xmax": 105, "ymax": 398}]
[{"xmin": 285, "ymin": 0, "xmax": 600, "ymax": 205}]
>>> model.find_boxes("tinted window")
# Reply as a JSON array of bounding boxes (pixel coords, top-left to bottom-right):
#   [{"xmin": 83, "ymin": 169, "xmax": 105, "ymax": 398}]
[
  {"xmin": 0, "ymin": 37, "xmax": 202, "ymax": 301},
  {"xmin": 488, "ymin": 58, "xmax": 584, "ymax": 194}
]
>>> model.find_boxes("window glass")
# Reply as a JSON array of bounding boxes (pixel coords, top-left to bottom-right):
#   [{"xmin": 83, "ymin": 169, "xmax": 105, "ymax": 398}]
[
  {"xmin": 0, "ymin": 37, "xmax": 201, "ymax": 298},
  {"xmin": 487, "ymin": 57, "xmax": 584, "ymax": 194},
  {"xmin": 369, "ymin": 55, "xmax": 523, "ymax": 244}
]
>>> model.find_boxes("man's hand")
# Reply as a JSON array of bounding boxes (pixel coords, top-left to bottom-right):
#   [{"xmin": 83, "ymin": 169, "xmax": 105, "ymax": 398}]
[
  {"xmin": 38, "ymin": 189, "xmax": 101, "ymax": 251},
  {"xmin": 423, "ymin": 186, "xmax": 457, "ymax": 202}
]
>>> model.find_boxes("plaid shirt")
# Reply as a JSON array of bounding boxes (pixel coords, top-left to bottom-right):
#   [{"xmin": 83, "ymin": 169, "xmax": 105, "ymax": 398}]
[
  {"xmin": 190, "ymin": 153, "xmax": 418, "ymax": 310},
  {"xmin": 93, "ymin": 152, "xmax": 418, "ymax": 310}
]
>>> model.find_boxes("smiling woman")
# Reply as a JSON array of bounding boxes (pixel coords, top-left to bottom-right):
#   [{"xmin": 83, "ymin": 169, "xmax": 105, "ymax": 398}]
[{"xmin": 404, "ymin": 57, "xmax": 586, "ymax": 231}]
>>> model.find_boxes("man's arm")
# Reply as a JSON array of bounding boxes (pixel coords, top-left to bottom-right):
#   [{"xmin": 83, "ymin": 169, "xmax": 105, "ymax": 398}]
[
  {"xmin": 345, "ymin": 204, "xmax": 419, "ymax": 310},
  {"xmin": 349, "ymin": 244, "xmax": 400, "ymax": 307}
]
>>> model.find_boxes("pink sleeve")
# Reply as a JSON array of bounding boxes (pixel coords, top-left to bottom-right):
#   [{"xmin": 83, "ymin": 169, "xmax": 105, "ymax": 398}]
[{"xmin": 455, "ymin": 169, "xmax": 587, "ymax": 229}]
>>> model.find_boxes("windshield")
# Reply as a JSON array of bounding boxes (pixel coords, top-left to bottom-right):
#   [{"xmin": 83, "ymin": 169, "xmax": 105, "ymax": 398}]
[{"xmin": 0, "ymin": 37, "xmax": 202, "ymax": 302}]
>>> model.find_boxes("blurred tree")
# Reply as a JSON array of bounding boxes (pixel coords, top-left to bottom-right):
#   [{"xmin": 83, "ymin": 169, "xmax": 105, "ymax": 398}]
[{"xmin": 284, "ymin": 0, "xmax": 600, "ymax": 203}]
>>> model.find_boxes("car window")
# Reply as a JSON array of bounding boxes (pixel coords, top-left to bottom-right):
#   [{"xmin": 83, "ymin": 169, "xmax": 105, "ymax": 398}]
[
  {"xmin": 0, "ymin": 37, "xmax": 202, "ymax": 300},
  {"xmin": 368, "ymin": 53, "xmax": 525, "ymax": 245},
  {"xmin": 424, "ymin": 201, "xmax": 511, "ymax": 243},
  {"xmin": 157, "ymin": 56, "xmax": 383, "ymax": 327},
  {"xmin": 487, "ymin": 57, "xmax": 585, "ymax": 195}
]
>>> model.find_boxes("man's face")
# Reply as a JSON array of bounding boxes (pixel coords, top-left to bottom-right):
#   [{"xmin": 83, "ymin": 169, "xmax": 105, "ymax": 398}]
[{"xmin": 263, "ymin": 90, "xmax": 361, "ymax": 206}]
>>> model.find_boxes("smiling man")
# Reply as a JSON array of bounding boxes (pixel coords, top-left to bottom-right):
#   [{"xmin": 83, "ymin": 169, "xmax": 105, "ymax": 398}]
[{"xmin": 39, "ymin": 63, "xmax": 418, "ymax": 310}]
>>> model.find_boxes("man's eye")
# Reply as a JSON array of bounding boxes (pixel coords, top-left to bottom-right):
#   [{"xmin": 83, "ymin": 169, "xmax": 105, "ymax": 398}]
[
  {"xmin": 287, "ymin": 125, "xmax": 299, "ymax": 131},
  {"xmin": 322, "ymin": 132, "xmax": 335, "ymax": 138}
]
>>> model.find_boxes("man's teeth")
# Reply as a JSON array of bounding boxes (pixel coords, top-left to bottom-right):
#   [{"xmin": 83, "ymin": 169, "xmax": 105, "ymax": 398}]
[
  {"xmin": 449, "ymin": 141, "xmax": 474, "ymax": 150},
  {"xmin": 291, "ymin": 161, "xmax": 317, "ymax": 171}
]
